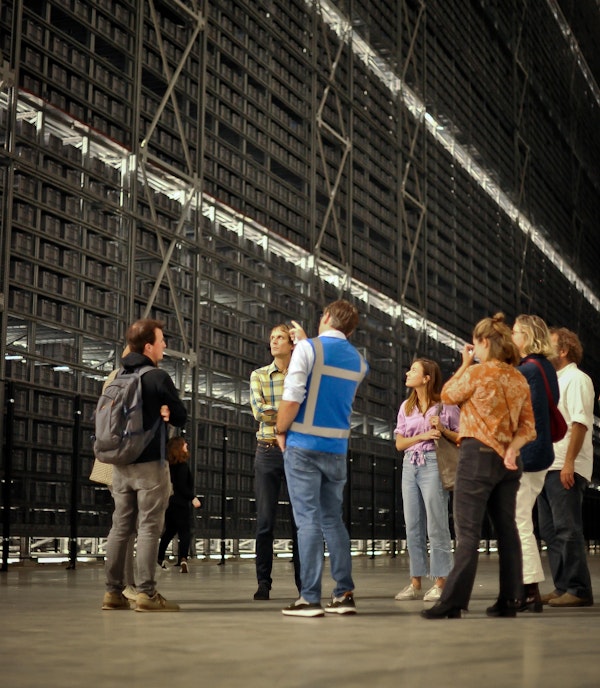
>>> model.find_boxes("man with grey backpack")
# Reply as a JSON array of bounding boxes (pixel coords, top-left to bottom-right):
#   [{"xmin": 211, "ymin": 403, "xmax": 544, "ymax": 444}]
[{"xmin": 100, "ymin": 319, "xmax": 187, "ymax": 612}]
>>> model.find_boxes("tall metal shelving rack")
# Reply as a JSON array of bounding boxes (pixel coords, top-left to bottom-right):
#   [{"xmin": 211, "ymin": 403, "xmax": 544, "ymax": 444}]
[{"xmin": 1, "ymin": 0, "xmax": 600, "ymax": 560}]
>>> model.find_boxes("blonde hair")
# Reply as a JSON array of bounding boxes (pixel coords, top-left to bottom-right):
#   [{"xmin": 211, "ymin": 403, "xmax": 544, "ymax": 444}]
[
  {"xmin": 270, "ymin": 323, "xmax": 293, "ymax": 345},
  {"xmin": 473, "ymin": 312, "xmax": 519, "ymax": 365},
  {"xmin": 514, "ymin": 314, "xmax": 554, "ymax": 357}
]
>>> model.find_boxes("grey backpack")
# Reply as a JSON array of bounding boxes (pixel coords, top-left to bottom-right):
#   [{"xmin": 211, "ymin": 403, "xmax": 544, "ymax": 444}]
[{"xmin": 93, "ymin": 366, "xmax": 161, "ymax": 465}]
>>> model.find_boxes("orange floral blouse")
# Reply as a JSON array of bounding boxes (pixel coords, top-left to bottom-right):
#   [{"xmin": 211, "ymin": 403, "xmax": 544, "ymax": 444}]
[{"xmin": 441, "ymin": 360, "xmax": 537, "ymax": 458}]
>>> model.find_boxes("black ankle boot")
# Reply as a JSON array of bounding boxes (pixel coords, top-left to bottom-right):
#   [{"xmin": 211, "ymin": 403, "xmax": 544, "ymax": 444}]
[
  {"xmin": 486, "ymin": 598, "xmax": 519, "ymax": 618},
  {"xmin": 421, "ymin": 601, "xmax": 462, "ymax": 619},
  {"xmin": 518, "ymin": 583, "xmax": 543, "ymax": 613}
]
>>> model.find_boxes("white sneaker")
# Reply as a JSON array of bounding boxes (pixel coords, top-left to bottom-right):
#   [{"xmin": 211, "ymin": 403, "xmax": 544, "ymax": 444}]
[
  {"xmin": 180, "ymin": 559, "xmax": 189, "ymax": 573},
  {"xmin": 158, "ymin": 560, "xmax": 169, "ymax": 570},
  {"xmin": 423, "ymin": 584, "xmax": 442, "ymax": 602},
  {"xmin": 395, "ymin": 583, "xmax": 422, "ymax": 600},
  {"xmin": 122, "ymin": 585, "xmax": 138, "ymax": 601}
]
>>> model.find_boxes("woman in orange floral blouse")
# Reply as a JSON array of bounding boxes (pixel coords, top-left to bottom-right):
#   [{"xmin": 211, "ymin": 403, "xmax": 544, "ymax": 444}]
[{"xmin": 422, "ymin": 313, "xmax": 536, "ymax": 619}]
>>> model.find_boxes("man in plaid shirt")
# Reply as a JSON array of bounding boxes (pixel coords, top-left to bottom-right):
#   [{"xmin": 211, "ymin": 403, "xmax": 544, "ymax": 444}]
[{"xmin": 249, "ymin": 324, "xmax": 301, "ymax": 600}]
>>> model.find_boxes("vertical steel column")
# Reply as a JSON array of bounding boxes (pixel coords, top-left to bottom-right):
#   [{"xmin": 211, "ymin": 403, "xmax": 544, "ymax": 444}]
[
  {"xmin": 0, "ymin": 8, "xmax": 19, "ymax": 486},
  {"xmin": 1, "ymin": 382, "xmax": 15, "ymax": 571},
  {"xmin": 218, "ymin": 424, "xmax": 228, "ymax": 566},
  {"xmin": 370, "ymin": 453, "xmax": 376, "ymax": 559},
  {"xmin": 67, "ymin": 395, "xmax": 82, "ymax": 570},
  {"xmin": 391, "ymin": 455, "xmax": 398, "ymax": 558}
]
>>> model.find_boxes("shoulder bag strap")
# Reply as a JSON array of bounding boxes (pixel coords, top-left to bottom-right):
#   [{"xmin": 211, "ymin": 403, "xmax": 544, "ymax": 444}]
[{"xmin": 524, "ymin": 357, "xmax": 554, "ymax": 405}]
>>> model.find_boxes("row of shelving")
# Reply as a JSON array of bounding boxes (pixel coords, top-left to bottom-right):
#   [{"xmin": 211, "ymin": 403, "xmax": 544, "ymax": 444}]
[
  {"xmin": 9, "ymin": 293, "xmax": 121, "ymax": 339},
  {"xmin": 216, "ymin": 0, "xmax": 311, "ymax": 75},
  {"xmin": 423, "ymin": 0, "xmax": 599, "ymax": 298},
  {"xmin": 8, "ymin": 0, "xmax": 598, "ymax": 290},
  {"xmin": 10, "ymin": 231, "xmax": 121, "ymax": 283},
  {"xmin": 10, "ymin": 262, "xmax": 121, "ymax": 314},
  {"xmin": 5, "ymin": 505, "xmax": 399, "ymax": 538},
  {"xmin": 3, "ymin": 1, "xmax": 599, "ymax": 406},
  {"xmin": 22, "ymin": 41, "xmax": 131, "ymax": 110}
]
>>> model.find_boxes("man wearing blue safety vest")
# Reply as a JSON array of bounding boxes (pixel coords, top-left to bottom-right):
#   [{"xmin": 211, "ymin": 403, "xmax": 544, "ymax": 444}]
[{"xmin": 275, "ymin": 300, "xmax": 369, "ymax": 617}]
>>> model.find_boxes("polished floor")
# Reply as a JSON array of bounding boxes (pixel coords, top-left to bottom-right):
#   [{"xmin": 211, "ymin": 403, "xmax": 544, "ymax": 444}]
[{"xmin": 2, "ymin": 551, "xmax": 600, "ymax": 688}]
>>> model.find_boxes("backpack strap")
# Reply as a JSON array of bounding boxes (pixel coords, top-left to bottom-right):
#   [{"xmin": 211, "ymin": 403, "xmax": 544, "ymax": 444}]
[{"xmin": 128, "ymin": 365, "xmax": 167, "ymax": 464}]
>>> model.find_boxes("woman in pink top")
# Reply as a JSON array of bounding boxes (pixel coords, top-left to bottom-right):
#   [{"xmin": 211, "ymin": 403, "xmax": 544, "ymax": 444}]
[
  {"xmin": 422, "ymin": 313, "xmax": 536, "ymax": 620},
  {"xmin": 394, "ymin": 359, "xmax": 459, "ymax": 603}
]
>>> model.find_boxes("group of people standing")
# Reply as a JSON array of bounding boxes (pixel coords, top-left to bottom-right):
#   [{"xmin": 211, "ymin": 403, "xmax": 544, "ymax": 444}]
[
  {"xmin": 251, "ymin": 308, "xmax": 595, "ymax": 619},
  {"xmin": 394, "ymin": 313, "xmax": 594, "ymax": 618},
  {"xmin": 100, "ymin": 306, "xmax": 595, "ymax": 618}
]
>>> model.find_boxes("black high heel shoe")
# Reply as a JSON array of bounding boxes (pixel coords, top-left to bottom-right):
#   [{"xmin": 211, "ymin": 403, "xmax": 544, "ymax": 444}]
[
  {"xmin": 421, "ymin": 602, "xmax": 462, "ymax": 619},
  {"xmin": 486, "ymin": 598, "xmax": 520, "ymax": 618}
]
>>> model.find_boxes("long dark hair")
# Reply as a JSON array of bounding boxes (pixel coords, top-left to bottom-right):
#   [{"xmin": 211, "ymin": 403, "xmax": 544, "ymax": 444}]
[
  {"xmin": 404, "ymin": 358, "xmax": 442, "ymax": 416},
  {"xmin": 167, "ymin": 436, "xmax": 189, "ymax": 465}
]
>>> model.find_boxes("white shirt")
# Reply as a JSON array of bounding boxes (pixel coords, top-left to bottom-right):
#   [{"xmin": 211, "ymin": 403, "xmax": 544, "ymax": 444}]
[
  {"xmin": 550, "ymin": 362, "xmax": 595, "ymax": 481},
  {"xmin": 282, "ymin": 331, "xmax": 347, "ymax": 404}
]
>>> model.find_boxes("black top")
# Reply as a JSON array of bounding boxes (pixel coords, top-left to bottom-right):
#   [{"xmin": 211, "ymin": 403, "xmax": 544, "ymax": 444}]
[
  {"xmin": 168, "ymin": 462, "xmax": 196, "ymax": 508},
  {"xmin": 121, "ymin": 351, "xmax": 187, "ymax": 463},
  {"xmin": 518, "ymin": 353, "xmax": 559, "ymax": 472}
]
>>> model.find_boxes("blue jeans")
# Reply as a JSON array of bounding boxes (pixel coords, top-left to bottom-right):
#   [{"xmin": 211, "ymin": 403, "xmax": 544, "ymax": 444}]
[
  {"xmin": 439, "ymin": 439, "xmax": 523, "ymax": 610},
  {"xmin": 402, "ymin": 451, "xmax": 453, "ymax": 578},
  {"xmin": 537, "ymin": 470, "xmax": 593, "ymax": 599},
  {"xmin": 284, "ymin": 446, "xmax": 354, "ymax": 604},
  {"xmin": 106, "ymin": 461, "xmax": 171, "ymax": 596},
  {"xmin": 254, "ymin": 443, "xmax": 300, "ymax": 590}
]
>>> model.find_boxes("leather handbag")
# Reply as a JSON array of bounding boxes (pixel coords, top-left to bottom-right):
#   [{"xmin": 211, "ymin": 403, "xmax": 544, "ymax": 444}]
[
  {"xmin": 434, "ymin": 403, "xmax": 459, "ymax": 491},
  {"xmin": 524, "ymin": 357, "xmax": 568, "ymax": 442},
  {"xmin": 435, "ymin": 434, "xmax": 459, "ymax": 491}
]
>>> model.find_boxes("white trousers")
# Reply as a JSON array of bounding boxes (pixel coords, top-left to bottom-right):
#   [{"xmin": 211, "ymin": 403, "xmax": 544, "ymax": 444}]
[{"xmin": 515, "ymin": 469, "xmax": 548, "ymax": 584}]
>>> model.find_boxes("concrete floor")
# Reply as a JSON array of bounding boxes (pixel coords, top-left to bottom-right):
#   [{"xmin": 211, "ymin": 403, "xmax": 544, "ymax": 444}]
[{"xmin": 1, "ymin": 552, "xmax": 600, "ymax": 688}]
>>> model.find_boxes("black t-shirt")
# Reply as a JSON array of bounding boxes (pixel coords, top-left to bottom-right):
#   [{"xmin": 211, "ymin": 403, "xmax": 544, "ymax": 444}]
[{"xmin": 121, "ymin": 352, "xmax": 187, "ymax": 463}]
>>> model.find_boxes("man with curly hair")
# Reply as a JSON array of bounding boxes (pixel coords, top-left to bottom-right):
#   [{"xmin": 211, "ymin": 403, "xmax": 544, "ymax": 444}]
[{"xmin": 538, "ymin": 327, "xmax": 594, "ymax": 608}]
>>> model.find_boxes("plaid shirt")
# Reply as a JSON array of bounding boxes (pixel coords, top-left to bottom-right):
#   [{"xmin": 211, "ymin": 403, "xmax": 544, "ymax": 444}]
[{"xmin": 249, "ymin": 361, "xmax": 286, "ymax": 441}]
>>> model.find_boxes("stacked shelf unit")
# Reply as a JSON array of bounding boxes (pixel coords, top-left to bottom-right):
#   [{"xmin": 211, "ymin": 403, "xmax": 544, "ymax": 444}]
[{"xmin": 1, "ymin": 0, "xmax": 600, "ymax": 558}]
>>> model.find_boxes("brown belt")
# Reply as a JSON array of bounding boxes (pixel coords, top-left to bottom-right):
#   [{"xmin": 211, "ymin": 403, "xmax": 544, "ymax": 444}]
[{"xmin": 257, "ymin": 439, "xmax": 278, "ymax": 446}]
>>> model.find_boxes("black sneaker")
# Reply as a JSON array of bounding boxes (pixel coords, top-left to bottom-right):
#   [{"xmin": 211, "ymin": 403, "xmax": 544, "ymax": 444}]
[
  {"xmin": 282, "ymin": 597, "xmax": 324, "ymax": 617},
  {"xmin": 253, "ymin": 583, "xmax": 270, "ymax": 600},
  {"xmin": 325, "ymin": 592, "xmax": 357, "ymax": 615}
]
